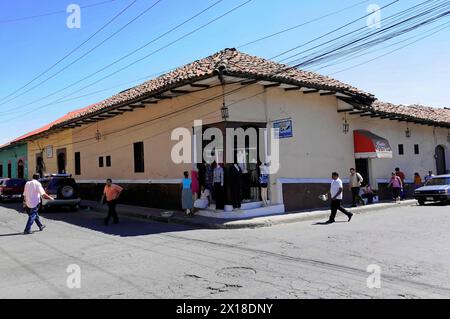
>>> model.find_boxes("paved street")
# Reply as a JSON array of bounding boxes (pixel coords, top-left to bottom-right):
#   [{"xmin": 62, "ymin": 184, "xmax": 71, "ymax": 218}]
[{"xmin": 0, "ymin": 202, "xmax": 449, "ymax": 299}]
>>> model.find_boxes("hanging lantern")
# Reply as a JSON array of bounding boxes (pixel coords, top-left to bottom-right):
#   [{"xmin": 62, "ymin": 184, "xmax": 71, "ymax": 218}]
[
  {"xmin": 95, "ymin": 129, "xmax": 102, "ymax": 141},
  {"xmin": 220, "ymin": 83, "xmax": 229, "ymax": 121},
  {"xmin": 342, "ymin": 114, "xmax": 349, "ymax": 134},
  {"xmin": 405, "ymin": 127, "xmax": 411, "ymax": 138}
]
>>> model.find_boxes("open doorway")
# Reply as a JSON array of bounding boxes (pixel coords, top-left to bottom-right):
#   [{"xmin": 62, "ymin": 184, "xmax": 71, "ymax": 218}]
[
  {"xmin": 36, "ymin": 153, "xmax": 44, "ymax": 177},
  {"xmin": 355, "ymin": 158, "xmax": 370, "ymax": 186},
  {"xmin": 435, "ymin": 145, "xmax": 447, "ymax": 175},
  {"xmin": 57, "ymin": 148, "xmax": 67, "ymax": 174},
  {"xmin": 17, "ymin": 160, "xmax": 24, "ymax": 179}
]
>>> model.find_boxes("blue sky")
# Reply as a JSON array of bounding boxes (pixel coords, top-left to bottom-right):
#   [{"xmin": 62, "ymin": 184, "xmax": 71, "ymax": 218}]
[{"xmin": 0, "ymin": 0, "xmax": 449, "ymax": 144}]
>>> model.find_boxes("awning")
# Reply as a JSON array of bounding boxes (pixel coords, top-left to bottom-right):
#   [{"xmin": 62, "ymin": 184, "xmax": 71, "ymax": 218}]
[{"xmin": 353, "ymin": 130, "xmax": 392, "ymax": 159}]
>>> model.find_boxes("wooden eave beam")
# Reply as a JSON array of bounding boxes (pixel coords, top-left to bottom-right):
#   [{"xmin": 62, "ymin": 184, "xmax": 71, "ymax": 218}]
[
  {"xmin": 171, "ymin": 89, "xmax": 193, "ymax": 94},
  {"xmin": 118, "ymin": 107, "xmax": 134, "ymax": 112},
  {"xmin": 320, "ymin": 91, "xmax": 336, "ymax": 96},
  {"xmin": 284, "ymin": 86, "xmax": 302, "ymax": 91},
  {"xmin": 264, "ymin": 83, "xmax": 281, "ymax": 89},
  {"xmin": 302, "ymin": 89, "xmax": 319, "ymax": 94},
  {"xmin": 349, "ymin": 110, "xmax": 368, "ymax": 115},
  {"xmin": 191, "ymin": 83, "xmax": 210, "ymax": 88},
  {"xmin": 153, "ymin": 95, "xmax": 172, "ymax": 100}
]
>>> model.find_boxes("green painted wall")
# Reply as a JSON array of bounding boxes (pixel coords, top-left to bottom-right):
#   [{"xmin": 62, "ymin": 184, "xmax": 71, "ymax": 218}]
[{"xmin": 0, "ymin": 143, "xmax": 28, "ymax": 179}]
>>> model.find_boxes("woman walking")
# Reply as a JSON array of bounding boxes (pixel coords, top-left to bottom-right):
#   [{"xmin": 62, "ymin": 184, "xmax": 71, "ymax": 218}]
[
  {"xmin": 414, "ymin": 172, "xmax": 423, "ymax": 189},
  {"xmin": 388, "ymin": 172, "xmax": 403, "ymax": 203},
  {"xmin": 181, "ymin": 171, "xmax": 194, "ymax": 216}
]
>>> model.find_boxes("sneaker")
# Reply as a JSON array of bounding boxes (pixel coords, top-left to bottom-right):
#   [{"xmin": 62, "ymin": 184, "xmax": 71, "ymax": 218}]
[
  {"xmin": 348, "ymin": 213, "xmax": 354, "ymax": 222},
  {"xmin": 39, "ymin": 225, "xmax": 46, "ymax": 231},
  {"xmin": 23, "ymin": 230, "xmax": 32, "ymax": 235}
]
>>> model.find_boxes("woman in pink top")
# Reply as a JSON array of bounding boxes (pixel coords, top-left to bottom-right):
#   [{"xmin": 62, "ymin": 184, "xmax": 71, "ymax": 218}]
[
  {"xmin": 388, "ymin": 172, "xmax": 403, "ymax": 203},
  {"xmin": 191, "ymin": 170, "xmax": 200, "ymax": 200}
]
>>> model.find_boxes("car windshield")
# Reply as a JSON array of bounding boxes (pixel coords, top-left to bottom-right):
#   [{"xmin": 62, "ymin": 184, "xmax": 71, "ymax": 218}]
[{"xmin": 426, "ymin": 177, "xmax": 450, "ymax": 186}]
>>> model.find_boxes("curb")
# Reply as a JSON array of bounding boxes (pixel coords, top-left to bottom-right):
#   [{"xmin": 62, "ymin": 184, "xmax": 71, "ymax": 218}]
[{"xmin": 86, "ymin": 200, "xmax": 418, "ymax": 229}]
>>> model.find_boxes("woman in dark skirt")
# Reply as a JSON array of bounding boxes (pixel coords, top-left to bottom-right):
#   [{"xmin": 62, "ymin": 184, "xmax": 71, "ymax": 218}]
[{"xmin": 181, "ymin": 171, "xmax": 194, "ymax": 216}]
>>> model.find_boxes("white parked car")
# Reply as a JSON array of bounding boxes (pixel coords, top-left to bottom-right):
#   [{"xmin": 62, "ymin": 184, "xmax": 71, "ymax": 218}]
[{"xmin": 414, "ymin": 174, "xmax": 450, "ymax": 205}]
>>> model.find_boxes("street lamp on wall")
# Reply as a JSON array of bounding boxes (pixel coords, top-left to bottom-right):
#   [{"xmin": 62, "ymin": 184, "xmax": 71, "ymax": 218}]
[
  {"xmin": 220, "ymin": 83, "xmax": 229, "ymax": 121},
  {"xmin": 95, "ymin": 129, "xmax": 102, "ymax": 141},
  {"xmin": 405, "ymin": 127, "xmax": 411, "ymax": 138},
  {"xmin": 342, "ymin": 114, "xmax": 349, "ymax": 134},
  {"xmin": 221, "ymin": 105, "xmax": 229, "ymax": 121}
]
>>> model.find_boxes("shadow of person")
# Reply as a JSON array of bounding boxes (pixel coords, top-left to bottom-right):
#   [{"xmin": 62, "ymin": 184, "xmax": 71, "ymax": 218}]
[
  {"xmin": 313, "ymin": 222, "xmax": 332, "ymax": 226},
  {"xmin": 0, "ymin": 232, "xmax": 29, "ymax": 237},
  {"xmin": 313, "ymin": 221, "xmax": 348, "ymax": 226}
]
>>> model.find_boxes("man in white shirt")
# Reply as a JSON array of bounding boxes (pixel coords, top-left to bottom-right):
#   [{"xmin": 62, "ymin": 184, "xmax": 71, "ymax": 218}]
[
  {"xmin": 327, "ymin": 172, "xmax": 353, "ymax": 224},
  {"xmin": 23, "ymin": 174, "xmax": 54, "ymax": 235}
]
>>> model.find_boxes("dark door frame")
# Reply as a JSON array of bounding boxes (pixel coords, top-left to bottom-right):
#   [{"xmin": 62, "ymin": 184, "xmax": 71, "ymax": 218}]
[{"xmin": 435, "ymin": 145, "xmax": 447, "ymax": 175}]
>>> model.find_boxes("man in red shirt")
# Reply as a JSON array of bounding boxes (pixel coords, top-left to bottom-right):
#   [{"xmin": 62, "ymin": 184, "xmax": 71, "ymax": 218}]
[
  {"xmin": 395, "ymin": 168, "xmax": 406, "ymax": 200},
  {"xmin": 103, "ymin": 178, "xmax": 123, "ymax": 225}
]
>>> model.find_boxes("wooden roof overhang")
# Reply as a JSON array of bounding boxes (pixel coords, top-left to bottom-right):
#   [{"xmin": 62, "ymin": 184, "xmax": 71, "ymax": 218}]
[{"xmin": 337, "ymin": 97, "xmax": 450, "ymax": 129}]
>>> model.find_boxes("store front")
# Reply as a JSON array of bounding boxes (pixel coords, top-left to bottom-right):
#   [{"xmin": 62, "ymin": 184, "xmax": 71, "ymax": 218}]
[{"xmin": 197, "ymin": 121, "xmax": 268, "ymax": 211}]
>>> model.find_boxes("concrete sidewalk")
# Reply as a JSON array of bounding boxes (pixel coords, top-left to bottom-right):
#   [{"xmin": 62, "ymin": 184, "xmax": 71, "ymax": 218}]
[{"xmin": 82, "ymin": 199, "xmax": 418, "ymax": 229}]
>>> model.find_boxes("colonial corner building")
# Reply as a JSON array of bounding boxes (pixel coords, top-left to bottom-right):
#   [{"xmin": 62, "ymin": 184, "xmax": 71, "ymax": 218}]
[{"xmin": 1, "ymin": 49, "xmax": 449, "ymax": 215}]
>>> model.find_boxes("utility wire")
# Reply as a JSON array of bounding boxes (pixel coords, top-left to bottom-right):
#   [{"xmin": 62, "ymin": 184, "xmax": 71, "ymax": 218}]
[
  {"xmin": 0, "ymin": 0, "xmax": 120, "ymax": 24},
  {"xmin": 1, "ymin": 0, "xmax": 251, "ymax": 118},
  {"xmin": 329, "ymin": 22, "xmax": 450, "ymax": 75},
  {"xmin": 311, "ymin": 20, "xmax": 450, "ymax": 72},
  {"xmin": 270, "ymin": 0, "xmax": 401, "ymax": 61},
  {"xmin": 237, "ymin": 0, "xmax": 371, "ymax": 48},
  {"xmin": 282, "ymin": 0, "xmax": 442, "ymax": 65},
  {"xmin": 0, "ymin": 0, "xmax": 139, "ymax": 104},
  {"xmin": 0, "ymin": 0, "xmax": 164, "ymax": 108}
]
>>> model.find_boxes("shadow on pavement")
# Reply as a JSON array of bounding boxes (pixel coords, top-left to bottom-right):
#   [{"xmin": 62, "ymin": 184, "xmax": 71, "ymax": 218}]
[{"xmin": 1, "ymin": 203, "xmax": 194, "ymax": 237}]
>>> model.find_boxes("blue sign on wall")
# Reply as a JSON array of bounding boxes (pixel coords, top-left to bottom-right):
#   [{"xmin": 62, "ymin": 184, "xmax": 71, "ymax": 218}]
[{"xmin": 273, "ymin": 119, "xmax": 293, "ymax": 139}]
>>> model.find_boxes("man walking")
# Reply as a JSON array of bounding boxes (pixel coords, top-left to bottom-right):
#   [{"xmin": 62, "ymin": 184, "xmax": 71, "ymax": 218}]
[
  {"xmin": 23, "ymin": 174, "xmax": 54, "ymax": 235},
  {"xmin": 395, "ymin": 167, "xmax": 406, "ymax": 200},
  {"xmin": 424, "ymin": 171, "xmax": 434, "ymax": 184},
  {"xmin": 103, "ymin": 179, "xmax": 123, "ymax": 225},
  {"xmin": 349, "ymin": 168, "xmax": 365, "ymax": 207},
  {"xmin": 327, "ymin": 172, "xmax": 353, "ymax": 224}
]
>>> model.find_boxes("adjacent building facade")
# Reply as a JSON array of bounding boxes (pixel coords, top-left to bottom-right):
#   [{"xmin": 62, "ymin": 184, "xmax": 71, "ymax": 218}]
[
  {"xmin": 2, "ymin": 49, "xmax": 449, "ymax": 212},
  {"xmin": 0, "ymin": 143, "xmax": 28, "ymax": 179}
]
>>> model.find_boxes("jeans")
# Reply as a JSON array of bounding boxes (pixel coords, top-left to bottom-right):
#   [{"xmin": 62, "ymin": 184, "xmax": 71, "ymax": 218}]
[
  {"xmin": 329, "ymin": 199, "xmax": 352, "ymax": 222},
  {"xmin": 351, "ymin": 187, "xmax": 365, "ymax": 206},
  {"xmin": 105, "ymin": 200, "xmax": 119, "ymax": 223},
  {"xmin": 24, "ymin": 205, "xmax": 43, "ymax": 232}
]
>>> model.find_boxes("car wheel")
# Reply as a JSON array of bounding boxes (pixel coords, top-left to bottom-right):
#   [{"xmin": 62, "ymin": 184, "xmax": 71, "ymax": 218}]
[
  {"xmin": 60, "ymin": 185, "xmax": 75, "ymax": 199},
  {"xmin": 418, "ymin": 199, "xmax": 425, "ymax": 206}
]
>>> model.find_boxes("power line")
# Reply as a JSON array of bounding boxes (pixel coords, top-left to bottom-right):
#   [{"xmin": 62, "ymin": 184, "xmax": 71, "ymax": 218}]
[
  {"xmin": 329, "ymin": 22, "xmax": 450, "ymax": 75},
  {"xmin": 1, "ymin": 0, "xmax": 251, "ymax": 119},
  {"xmin": 286, "ymin": 1, "xmax": 449, "ymax": 68},
  {"xmin": 237, "ymin": 0, "xmax": 371, "ymax": 48},
  {"xmin": 0, "ymin": 0, "xmax": 139, "ymax": 105},
  {"xmin": 311, "ymin": 20, "xmax": 450, "ymax": 72},
  {"xmin": 270, "ymin": 0, "xmax": 401, "ymax": 61},
  {"xmin": 0, "ymin": 0, "xmax": 164, "ymax": 108},
  {"xmin": 0, "ymin": 0, "xmax": 121, "ymax": 24},
  {"xmin": 280, "ymin": 0, "xmax": 440, "ymax": 65}
]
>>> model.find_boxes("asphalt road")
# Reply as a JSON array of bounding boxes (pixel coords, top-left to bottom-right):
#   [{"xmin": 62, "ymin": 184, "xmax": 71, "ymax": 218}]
[{"xmin": 0, "ymin": 201, "xmax": 449, "ymax": 299}]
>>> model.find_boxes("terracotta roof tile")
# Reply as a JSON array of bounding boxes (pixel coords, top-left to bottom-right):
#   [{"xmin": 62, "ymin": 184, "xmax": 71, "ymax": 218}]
[
  {"xmin": 370, "ymin": 101, "xmax": 450, "ymax": 125},
  {"xmin": 61, "ymin": 48, "xmax": 375, "ymax": 121}
]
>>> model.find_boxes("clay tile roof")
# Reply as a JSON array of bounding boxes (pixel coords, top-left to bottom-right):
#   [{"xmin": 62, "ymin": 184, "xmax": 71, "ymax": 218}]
[
  {"xmin": 9, "ymin": 104, "xmax": 95, "ymax": 144},
  {"xmin": 58, "ymin": 48, "xmax": 375, "ymax": 123},
  {"xmin": 370, "ymin": 100, "xmax": 450, "ymax": 125}
]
